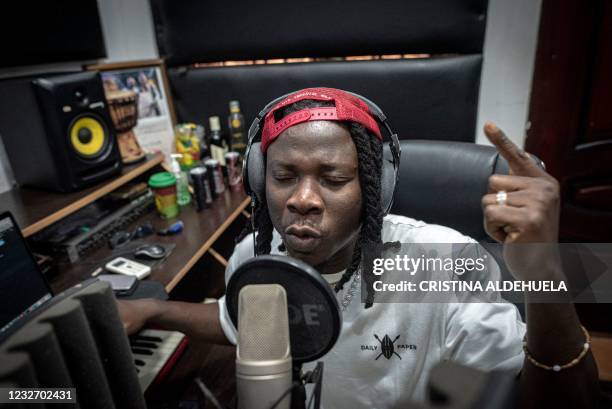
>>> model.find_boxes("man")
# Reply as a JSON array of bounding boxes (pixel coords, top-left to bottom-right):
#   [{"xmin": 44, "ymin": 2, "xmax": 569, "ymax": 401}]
[{"xmin": 119, "ymin": 88, "xmax": 598, "ymax": 408}]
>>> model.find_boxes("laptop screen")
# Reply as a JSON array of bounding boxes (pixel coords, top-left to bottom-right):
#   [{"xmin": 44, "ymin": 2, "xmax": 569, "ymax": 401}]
[{"xmin": 0, "ymin": 213, "xmax": 52, "ymax": 334}]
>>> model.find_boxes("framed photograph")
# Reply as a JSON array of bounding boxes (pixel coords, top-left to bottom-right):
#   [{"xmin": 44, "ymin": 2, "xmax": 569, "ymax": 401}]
[{"xmin": 86, "ymin": 59, "xmax": 176, "ymax": 164}]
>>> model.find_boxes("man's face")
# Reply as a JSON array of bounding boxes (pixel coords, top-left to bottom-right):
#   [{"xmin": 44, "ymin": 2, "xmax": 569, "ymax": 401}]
[{"xmin": 266, "ymin": 121, "xmax": 362, "ymax": 273}]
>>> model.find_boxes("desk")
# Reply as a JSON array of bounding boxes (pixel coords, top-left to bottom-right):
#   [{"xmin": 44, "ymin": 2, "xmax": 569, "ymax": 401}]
[
  {"xmin": 0, "ymin": 151, "xmax": 250, "ymax": 294},
  {"xmin": 48, "ymin": 188, "xmax": 250, "ymax": 294}
]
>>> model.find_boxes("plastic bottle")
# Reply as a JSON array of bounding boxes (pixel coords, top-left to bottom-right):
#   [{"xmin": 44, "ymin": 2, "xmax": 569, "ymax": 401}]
[{"xmin": 171, "ymin": 154, "xmax": 191, "ymax": 206}]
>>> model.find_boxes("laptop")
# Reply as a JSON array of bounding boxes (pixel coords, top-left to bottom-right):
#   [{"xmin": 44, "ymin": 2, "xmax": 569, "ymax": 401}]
[{"xmin": 0, "ymin": 211, "xmax": 54, "ymax": 337}]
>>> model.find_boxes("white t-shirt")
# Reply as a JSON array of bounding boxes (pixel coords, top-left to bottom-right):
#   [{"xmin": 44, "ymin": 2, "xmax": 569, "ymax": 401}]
[{"xmin": 217, "ymin": 214, "xmax": 526, "ymax": 408}]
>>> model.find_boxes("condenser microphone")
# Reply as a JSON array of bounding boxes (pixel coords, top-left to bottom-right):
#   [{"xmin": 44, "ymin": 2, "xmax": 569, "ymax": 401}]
[
  {"xmin": 227, "ymin": 255, "xmax": 341, "ymax": 365},
  {"xmin": 236, "ymin": 284, "xmax": 292, "ymax": 409},
  {"xmin": 228, "ymin": 255, "xmax": 342, "ymax": 409}
]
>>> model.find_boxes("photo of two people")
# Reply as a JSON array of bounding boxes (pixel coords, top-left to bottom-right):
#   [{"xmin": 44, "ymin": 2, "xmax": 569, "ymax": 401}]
[{"xmin": 102, "ymin": 68, "xmax": 165, "ymax": 120}]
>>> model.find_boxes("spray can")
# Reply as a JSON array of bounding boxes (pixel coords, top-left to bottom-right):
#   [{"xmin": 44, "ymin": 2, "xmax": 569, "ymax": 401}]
[
  {"xmin": 204, "ymin": 158, "xmax": 225, "ymax": 196},
  {"xmin": 225, "ymin": 151, "xmax": 242, "ymax": 190}
]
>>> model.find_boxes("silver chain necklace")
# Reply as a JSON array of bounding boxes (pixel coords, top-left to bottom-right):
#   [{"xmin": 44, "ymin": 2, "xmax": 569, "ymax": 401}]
[
  {"xmin": 314, "ymin": 270, "xmax": 361, "ymax": 311},
  {"xmin": 338, "ymin": 269, "xmax": 361, "ymax": 311}
]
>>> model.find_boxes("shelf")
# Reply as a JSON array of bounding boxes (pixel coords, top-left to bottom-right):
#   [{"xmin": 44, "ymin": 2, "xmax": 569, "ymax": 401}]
[
  {"xmin": 49, "ymin": 188, "xmax": 250, "ymax": 294},
  {"xmin": 0, "ymin": 153, "xmax": 164, "ymax": 237}
]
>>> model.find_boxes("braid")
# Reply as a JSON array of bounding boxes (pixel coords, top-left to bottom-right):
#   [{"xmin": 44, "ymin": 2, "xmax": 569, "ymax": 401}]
[
  {"xmin": 243, "ymin": 98, "xmax": 385, "ymax": 308},
  {"xmin": 254, "ymin": 198, "xmax": 274, "ymax": 255},
  {"xmin": 333, "ymin": 122, "xmax": 383, "ymax": 308},
  {"xmin": 234, "ymin": 197, "xmax": 274, "ymax": 255}
]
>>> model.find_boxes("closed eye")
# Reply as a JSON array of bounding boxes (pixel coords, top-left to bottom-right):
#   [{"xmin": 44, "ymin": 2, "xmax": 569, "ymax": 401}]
[
  {"xmin": 322, "ymin": 177, "xmax": 353, "ymax": 188},
  {"xmin": 272, "ymin": 173, "xmax": 296, "ymax": 183}
]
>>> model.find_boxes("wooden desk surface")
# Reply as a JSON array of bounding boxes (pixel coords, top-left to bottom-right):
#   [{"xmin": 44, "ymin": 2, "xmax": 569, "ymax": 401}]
[
  {"xmin": 0, "ymin": 154, "xmax": 164, "ymax": 238},
  {"xmin": 49, "ymin": 188, "xmax": 249, "ymax": 294}
]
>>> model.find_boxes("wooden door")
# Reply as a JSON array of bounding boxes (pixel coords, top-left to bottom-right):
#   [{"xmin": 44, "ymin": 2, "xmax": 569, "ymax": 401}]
[{"xmin": 527, "ymin": 0, "xmax": 612, "ymax": 242}]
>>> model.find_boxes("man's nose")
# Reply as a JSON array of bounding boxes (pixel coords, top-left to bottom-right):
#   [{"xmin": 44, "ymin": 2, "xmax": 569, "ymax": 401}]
[{"xmin": 286, "ymin": 178, "xmax": 323, "ymax": 215}]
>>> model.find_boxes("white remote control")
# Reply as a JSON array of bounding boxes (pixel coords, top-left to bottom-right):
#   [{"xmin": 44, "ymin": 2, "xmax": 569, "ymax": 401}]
[{"xmin": 105, "ymin": 257, "xmax": 151, "ymax": 279}]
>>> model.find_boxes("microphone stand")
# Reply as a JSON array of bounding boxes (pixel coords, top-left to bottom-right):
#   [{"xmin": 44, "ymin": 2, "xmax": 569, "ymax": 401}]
[
  {"xmin": 291, "ymin": 365, "xmax": 306, "ymax": 409},
  {"xmin": 291, "ymin": 362, "xmax": 324, "ymax": 409}
]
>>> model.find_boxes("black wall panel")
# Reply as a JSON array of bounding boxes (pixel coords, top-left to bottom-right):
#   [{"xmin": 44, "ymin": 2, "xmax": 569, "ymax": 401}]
[
  {"xmin": 1, "ymin": 0, "xmax": 106, "ymax": 67},
  {"xmin": 151, "ymin": 0, "xmax": 487, "ymax": 66}
]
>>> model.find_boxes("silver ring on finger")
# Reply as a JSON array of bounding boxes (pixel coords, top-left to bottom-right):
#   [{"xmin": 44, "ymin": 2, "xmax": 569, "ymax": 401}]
[{"xmin": 496, "ymin": 190, "xmax": 508, "ymax": 206}]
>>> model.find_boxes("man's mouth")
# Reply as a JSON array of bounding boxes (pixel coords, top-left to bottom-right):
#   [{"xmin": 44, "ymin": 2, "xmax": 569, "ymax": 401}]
[{"xmin": 284, "ymin": 225, "xmax": 322, "ymax": 253}]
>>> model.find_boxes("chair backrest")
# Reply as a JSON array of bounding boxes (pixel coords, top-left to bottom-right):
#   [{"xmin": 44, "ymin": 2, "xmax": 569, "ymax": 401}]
[
  {"xmin": 391, "ymin": 140, "xmax": 511, "ymax": 241},
  {"xmin": 166, "ymin": 56, "xmax": 483, "ymax": 144}
]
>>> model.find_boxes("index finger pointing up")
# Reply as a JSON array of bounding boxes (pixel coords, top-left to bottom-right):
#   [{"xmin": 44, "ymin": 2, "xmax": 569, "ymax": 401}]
[{"xmin": 483, "ymin": 122, "xmax": 545, "ymax": 177}]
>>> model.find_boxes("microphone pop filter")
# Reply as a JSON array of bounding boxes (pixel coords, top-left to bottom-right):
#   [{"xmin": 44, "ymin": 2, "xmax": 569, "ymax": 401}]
[{"xmin": 227, "ymin": 255, "xmax": 341, "ymax": 364}]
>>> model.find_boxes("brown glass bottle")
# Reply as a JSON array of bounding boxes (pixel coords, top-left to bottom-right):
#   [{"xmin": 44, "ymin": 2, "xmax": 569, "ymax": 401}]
[
  {"xmin": 228, "ymin": 100, "xmax": 246, "ymax": 157},
  {"xmin": 209, "ymin": 116, "xmax": 228, "ymax": 166}
]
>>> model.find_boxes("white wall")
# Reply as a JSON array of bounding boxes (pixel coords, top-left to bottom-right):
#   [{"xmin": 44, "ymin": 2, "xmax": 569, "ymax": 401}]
[
  {"xmin": 97, "ymin": 0, "xmax": 158, "ymax": 62},
  {"xmin": 0, "ymin": 0, "xmax": 541, "ymax": 194},
  {"xmin": 476, "ymin": 0, "xmax": 542, "ymax": 147},
  {"xmin": 0, "ymin": 0, "xmax": 158, "ymax": 194}
]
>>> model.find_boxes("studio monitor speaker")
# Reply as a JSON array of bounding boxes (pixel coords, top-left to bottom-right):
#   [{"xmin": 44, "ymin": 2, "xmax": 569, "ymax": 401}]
[{"xmin": 0, "ymin": 71, "xmax": 122, "ymax": 192}]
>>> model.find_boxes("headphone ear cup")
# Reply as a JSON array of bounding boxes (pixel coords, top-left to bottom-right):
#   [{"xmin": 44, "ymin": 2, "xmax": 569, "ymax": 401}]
[
  {"xmin": 247, "ymin": 142, "xmax": 266, "ymax": 203},
  {"xmin": 381, "ymin": 143, "xmax": 397, "ymax": 215}
]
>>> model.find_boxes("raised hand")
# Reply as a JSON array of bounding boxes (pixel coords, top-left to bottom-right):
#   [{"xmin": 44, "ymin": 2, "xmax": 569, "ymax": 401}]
[{"xmin": 481, "ymin": 122, "xmax": 561, "ymax": 278}]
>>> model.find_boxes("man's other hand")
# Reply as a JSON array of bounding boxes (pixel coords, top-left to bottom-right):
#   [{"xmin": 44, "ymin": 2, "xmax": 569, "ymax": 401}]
[{"xmin": 116, "ymin": 299, "xmax": 159, "ymax": 335}]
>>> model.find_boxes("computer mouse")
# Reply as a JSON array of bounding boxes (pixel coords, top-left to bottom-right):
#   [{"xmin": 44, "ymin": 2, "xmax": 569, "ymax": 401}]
[
  {"xmin": 134, "ymin": 244, "xmax": 167, "ymax": 260},
  {"xmin": 109, "ymin": 230, "xmax": 131, "ymax": 249}
]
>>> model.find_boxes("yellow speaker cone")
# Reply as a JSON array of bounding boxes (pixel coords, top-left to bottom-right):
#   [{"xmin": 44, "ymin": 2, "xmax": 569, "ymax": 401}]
[{"xmin": 70, "ymin": 116, "xmax": 106, "ymax": 157}]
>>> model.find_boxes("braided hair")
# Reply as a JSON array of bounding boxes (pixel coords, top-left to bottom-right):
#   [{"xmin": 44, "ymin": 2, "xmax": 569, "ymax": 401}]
[{"xmin": 237, "ymin": 99, "xmax": 384, "ymax": 308}]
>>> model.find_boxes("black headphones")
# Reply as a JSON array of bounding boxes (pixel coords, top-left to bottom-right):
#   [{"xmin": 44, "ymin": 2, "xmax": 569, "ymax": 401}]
[{"xmin": 242, "ymin": 89, "xmax": 401, "ymax": 253}]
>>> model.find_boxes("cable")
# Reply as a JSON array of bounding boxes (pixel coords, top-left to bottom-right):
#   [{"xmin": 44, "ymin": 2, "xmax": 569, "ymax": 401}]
[
  {"xmin": 195, "ymin": 377, "xmax": 225, "ymax": 409},
  {"xmin": 298, "ymin": 370, "xmax": 316, "ymax": 409},
  {"xmin": 251, "ymin": 197, "xmax": 257, "ymax": 256},
  {"xmin": 268, "ymin": 381, "xmax": 301, "ymax": 409},
  {"xmin": 307, "ymin": 388, "xmax": 316, "ymax": 409}
]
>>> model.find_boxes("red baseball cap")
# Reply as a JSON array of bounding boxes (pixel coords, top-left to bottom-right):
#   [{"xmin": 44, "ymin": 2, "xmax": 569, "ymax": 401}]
[{"xmin": 260, "ymin": 87, "xmax": 383, "ymax": 152}]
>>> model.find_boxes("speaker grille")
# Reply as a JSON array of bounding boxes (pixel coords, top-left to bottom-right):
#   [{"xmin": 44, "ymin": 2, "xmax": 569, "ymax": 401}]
[
  {"xmin": 237, "ymin": 284, "xmax": 290, "ymax": 361},
  {"xmin": 68, "ymin": 113, "xmax": 111, "ymax": 159}
]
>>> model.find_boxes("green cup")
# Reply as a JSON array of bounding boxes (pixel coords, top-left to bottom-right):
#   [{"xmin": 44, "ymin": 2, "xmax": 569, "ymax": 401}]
[{"xmin": 149, "ymin": 172, "xmax": 179, "ymax": 219}]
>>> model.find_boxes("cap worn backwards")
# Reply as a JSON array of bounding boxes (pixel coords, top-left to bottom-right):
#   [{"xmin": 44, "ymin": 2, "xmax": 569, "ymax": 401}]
[{"xmin": 260, "ymin": 87, "xmax": 383, "ymax": 152}]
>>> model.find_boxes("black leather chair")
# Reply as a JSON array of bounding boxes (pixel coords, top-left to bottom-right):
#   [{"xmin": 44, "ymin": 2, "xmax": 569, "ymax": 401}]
[
  {"xmin": 390, "ymin": 140, "xmax": 511, "ymax": 241},
  {"xmin": 391, "ymin": 140, "xmax": 547, "ymax": 318}
]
